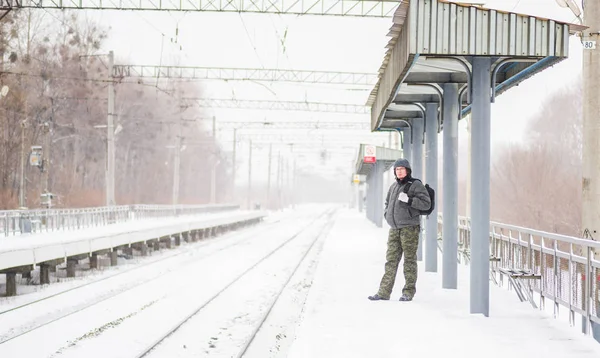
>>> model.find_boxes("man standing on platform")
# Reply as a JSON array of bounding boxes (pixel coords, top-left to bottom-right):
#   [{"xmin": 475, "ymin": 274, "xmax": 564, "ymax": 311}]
[{"xmin": 368, "ymin": 158, "xmax": 431, "ymax": 302}]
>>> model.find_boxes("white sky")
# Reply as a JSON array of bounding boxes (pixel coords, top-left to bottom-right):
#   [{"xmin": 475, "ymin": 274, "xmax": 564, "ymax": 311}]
[{"xmin": 69, "ymin": 0, "xmax": 587, "ymax": 184}]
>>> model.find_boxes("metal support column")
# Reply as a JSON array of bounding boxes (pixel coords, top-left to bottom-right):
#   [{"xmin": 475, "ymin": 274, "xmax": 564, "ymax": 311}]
[
  {"xmin": 365, "ymin": 175, "xmax": 371, "ymax": 220},
  {"xmin": 365, "ymin": 178, "xmax": 370, "ymax": 220},
  {"xmin": 402, "ymin": 128, "xmax": 412, "ymax": 163},
  {"xmin": 358, "ymin": 186, "xmax": 364, "ymax": 213},
  {"xmin": 470, "ymin": 57, "xmax": 492, "ymax": 316},
  {"xmin": 442, "ymin": 83, "xmax": 459, "ymax": 289},
  {"xmin": 374, "ymin": 161, "xmax": 383, "ymax": 228},
  {"xmin": 370, "ymin": 170, "xmax": 378, "ymax": 225},
  {"xmin": 425, "ymin": 102, "xmax": 439, "ymax": 272},
  {"xmin": 411, "ymin": 119, "xmax": 424, "ymax": 261}
]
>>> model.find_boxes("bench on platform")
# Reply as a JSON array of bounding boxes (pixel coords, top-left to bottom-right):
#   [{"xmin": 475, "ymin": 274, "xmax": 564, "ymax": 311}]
[{"xmin": 498, "ymin": 268, "xmax": 541, "ymax": 308}]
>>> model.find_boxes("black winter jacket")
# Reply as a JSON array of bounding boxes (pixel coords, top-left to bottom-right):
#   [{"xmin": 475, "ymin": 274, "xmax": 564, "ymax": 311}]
[{"xmin": 384, "ymin": 176, "xmax": 431, "ymax": 229}]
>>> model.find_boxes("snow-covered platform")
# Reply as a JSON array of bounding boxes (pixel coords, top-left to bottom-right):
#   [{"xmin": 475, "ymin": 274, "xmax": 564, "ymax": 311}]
[
  {"xmin": 0, "ymin": 210, "xmax": 265, "ymax": 293},
  {"xmin": 286, "ymin": 209, "xmax": 600, "ymax": 358}
]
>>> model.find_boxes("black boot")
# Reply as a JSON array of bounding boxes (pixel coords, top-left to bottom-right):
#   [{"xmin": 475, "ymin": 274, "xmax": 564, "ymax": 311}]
[
  {"xmin": 368, "ymin": 294, "xmax": 389, "ymax": 301},
  {"xmin": 399, "ymin": 294, "xmax": 412, "ymax": 301}
]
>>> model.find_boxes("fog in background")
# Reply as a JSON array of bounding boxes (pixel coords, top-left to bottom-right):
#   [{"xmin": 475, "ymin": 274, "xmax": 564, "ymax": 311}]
[{"xmin": 0, "ymin": 1, "xmax": 589, "ymax": 238}]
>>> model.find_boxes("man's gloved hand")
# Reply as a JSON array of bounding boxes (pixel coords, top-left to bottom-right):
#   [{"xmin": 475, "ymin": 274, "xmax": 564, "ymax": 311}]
[{"xmin": 398, "ymin": 192, "xmax": 409, "ymax": 203}]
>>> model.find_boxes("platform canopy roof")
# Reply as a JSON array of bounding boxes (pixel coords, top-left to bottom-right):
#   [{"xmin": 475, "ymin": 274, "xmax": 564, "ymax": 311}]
[{"xmin": 367, "ymin": 0, "xmax": 586, "ymax": 131}]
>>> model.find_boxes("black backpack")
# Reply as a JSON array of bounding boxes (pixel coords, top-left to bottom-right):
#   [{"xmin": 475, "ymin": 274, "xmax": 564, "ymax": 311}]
[{"xmin": 403, "ymin": 179, "xmax": 435, "ymax": 216}]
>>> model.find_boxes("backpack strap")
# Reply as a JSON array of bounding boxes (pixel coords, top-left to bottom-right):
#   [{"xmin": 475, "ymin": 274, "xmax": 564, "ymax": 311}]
[{"xmin": 402, "ymin": 178, "xmax": 421, "ymax": 194}]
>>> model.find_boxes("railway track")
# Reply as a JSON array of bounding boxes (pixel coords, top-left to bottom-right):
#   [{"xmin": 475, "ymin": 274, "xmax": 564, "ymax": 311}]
[
  {"xmin": 136, "ymin": 209, "xmax": 337, "ymax": 358},
  {"xmin": 0, "ymin": 215, "xmax": 300, "ymax": 345}
]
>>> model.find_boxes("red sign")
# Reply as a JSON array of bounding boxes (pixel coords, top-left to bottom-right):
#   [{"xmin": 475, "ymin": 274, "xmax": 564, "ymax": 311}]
[{"xmin": 363, "ymin": 145, "xmax": 376, "ymax": 163}]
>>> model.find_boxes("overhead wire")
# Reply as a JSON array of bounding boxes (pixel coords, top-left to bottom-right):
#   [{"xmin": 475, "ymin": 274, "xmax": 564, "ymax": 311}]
[
  {"xmin": 511, "ymin": 0, "xmax": 522, "ymax": 11},
  {"xmin": 236, "ymin": 13, "xmax": 284, "ymax": 108},
  {"xmin": 114, "ymin": 1, "xmax": 194, "ymax": 96}
]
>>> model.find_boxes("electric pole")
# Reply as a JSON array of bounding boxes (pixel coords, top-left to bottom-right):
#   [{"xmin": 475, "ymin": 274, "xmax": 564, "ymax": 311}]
[
  {"xmin": 210, "ymin": 116, "xmax": 217, "ymax": 203},
  {"xmin": 41, "ymin": 119, "xmax": 52, "ymax": 206},
  {"xmin": 582, "ymin": 0, "xmax": 600, "ymax": 247},
  {"xmin": 292, "ymin": 159, "xmax": 297, "ymax": 208},
  {"xmin": 232, "ymin": 128, "xmax": 237, "ymax": 201},
  {"xmin": 19, "ymin": 117, "xmax": 26, "ymax": 209},
  {"xmin": 247, "ymin": 139, "xmax": 252, "ymax": 209},
  {"xmin": 581, "ymin": 0, "xmax": 600, "ymax": 341},
  {"xmin": 277, "ymin": 152, "xmax": 282, "ymax": 210},
  {"xmin": 172, "ymin": 118, "xmax": 182, "ymax": 206},
  {"xmin": 267, "ymin": 143, "xmax": 272, "ymax": 209},
  {"xmin": 106, "ymin": 50, "xmax": 116, "ymax": 207}
]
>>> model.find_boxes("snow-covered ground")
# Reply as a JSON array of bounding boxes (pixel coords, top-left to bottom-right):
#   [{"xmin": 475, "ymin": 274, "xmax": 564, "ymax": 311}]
[
  {"xmin": 2, "ymin": 205, "xmax": 599, "ymax": 358},
  {"xmin": 0, "ymin": 209, "xmax": 265, "ymax": 286},
  {"xmin": 0, "ymin": 204, "xmax": 335, "ymax": 357},
  {"xmin": 140, "ymin": 208, "xmax": 336, "ymax": 358},
  {"xmin": 284, "ymin": 209, "xmax": 600, "ymax": 358},
  {"xmin": 0, "ymin": 213, "xmax": 283, "ymax": 341},
  {"xmin": 0, "ymin": 209, "xmax": 266, "ymax": 297},
  {"xmin": 0, "ymin": 209, "xmax": 256, "ymax": 253}
]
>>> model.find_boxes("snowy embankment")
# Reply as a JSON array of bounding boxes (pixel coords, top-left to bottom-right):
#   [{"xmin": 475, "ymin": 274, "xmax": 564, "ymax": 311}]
[{"xmin": 0, "ymin": 205, "xmax": 337, "ymax": 358}]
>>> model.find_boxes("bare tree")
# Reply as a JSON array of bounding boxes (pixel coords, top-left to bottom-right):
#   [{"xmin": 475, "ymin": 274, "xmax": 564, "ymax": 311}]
[
  {"xmin": 0, "ymin": 11, "xmax": 229, "ymax": 208},
  {"xmin": 491, "ymin": 81, "xmax": 582, "ymax": 236}
]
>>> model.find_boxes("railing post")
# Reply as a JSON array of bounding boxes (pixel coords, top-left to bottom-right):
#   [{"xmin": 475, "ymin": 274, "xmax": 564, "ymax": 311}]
[
  {"xmin": 584, "ymin": 246, "xmax": 592, "ymax": 334},
  {"xmin": 569, "ymin": 242, "xmax": 574, "ymax": 326},
  {"xmin": 540, "ymin": 238, "xmax": 546, "ymax": 310},
  {"xmin": 554, "ymin": 240, "xmax": 559, "ymax": 319}
]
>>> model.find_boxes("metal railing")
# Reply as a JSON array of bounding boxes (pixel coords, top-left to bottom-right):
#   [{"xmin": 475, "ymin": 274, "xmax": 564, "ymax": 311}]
[
  {"xmin": 438, "ymin": 214, "xmax": 600, "ymax": 333},
  {"xmin": 0, "ymin": 204, "xmax": 239, "ymax": 237}
]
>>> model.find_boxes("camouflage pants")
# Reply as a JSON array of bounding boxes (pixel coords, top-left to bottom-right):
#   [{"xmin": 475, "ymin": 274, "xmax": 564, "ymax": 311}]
[{"xmin": 377, "ymin": 226, "xmax": 420, "ymax": 299}]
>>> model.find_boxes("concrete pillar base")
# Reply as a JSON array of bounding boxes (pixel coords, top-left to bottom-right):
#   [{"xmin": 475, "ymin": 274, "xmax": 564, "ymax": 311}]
[
  {"xmin": 67, "ymin": 260, "xmax": 77, "ymax": 278},
  {"xmin": 6, "ymin": 273, "xmax": 17, "ymax": 296},
  {"xmin": 40, "ymin": 265, "xmax": 50, "ymax": 285},
  {"xmin": 110, "ymin": 250, "xmax": 118, "ymax": 266},
  {"xmin": 140, "ymin": 243, "xmax": 149, "ymax": 256},
  {"xmin": 90, "ymin": 254, "xmax": 99, "ymax": 269}
]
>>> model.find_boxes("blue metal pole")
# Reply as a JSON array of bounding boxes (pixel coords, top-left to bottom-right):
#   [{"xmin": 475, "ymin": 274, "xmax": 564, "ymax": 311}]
[
  {"xmin": 375, "ymin": 161, "xmax": 383, "ymax": 228},
  {"xmin": 412, "ymin": 119, "xmax": 424, "ymax": 262},
  {"xmin": 442, "ymin": 83, "xmax": 459, "ymax": 289},
  {"xmin": 402, "ymin": 128, "xmax": 412, "ymax": 164},
  {"xmin": 367, "ymin": 173, "xmax": 374, "ymax": 222},
  {"xmin": 425, "ymin": 102, "xmax": 439, "ymax": 272},
  {"xmin": 470, "ymin": 57, "xmax": 492, "ymax": 316},
  {"xmin": 366, "ymin": 180, "xmax": 369, "ymax": 220}
]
